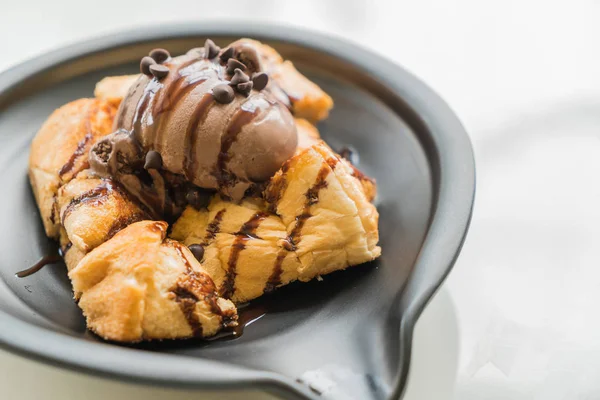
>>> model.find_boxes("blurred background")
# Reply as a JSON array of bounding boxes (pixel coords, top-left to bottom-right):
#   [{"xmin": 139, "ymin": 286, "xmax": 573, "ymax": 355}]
[{"xmin": 1, "ymin": 0, "xmax": 599, "ymax": 399}]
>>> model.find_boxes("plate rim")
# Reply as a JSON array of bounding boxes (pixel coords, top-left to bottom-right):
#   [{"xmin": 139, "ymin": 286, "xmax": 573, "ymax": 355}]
[{"xmin": 0, "ymin": 22, "xmax": 475, "ymax": 400}]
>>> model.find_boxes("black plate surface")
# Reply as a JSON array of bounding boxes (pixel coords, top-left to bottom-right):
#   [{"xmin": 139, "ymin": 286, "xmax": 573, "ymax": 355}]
[{"xmin": 0, "ymin": 24, "xmax": 474, "ymax": 400}]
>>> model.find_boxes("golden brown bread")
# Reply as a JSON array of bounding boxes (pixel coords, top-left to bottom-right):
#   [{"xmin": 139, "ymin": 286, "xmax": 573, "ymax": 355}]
[
  {"xmin": 70, "ymin": 221, "xmax": 237, "ymax": 342},
  {"xmin": 28, "ymin": 98, "xmax": 117, "ymax": 238},
  {"xmin": 171, "ymin": 143, "xmax": 380, "ymax": 303}
]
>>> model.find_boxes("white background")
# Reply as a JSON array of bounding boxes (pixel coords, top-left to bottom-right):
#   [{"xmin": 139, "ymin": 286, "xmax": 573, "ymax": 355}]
[{"xmin": 1, "ymin": 0, "xmax": 599, "ymax": 399}]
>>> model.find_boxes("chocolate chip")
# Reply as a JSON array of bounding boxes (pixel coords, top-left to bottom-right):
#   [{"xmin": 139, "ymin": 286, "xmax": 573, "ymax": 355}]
[
  {"xmin": 185, "ymin": 187, "xmax": 211, "ymax": 209},
  {"xmin": 149, "ymin": 48, "xmax": 170, "ymax": 63},
  {"xmin": 252, "ymin": 72, "xmax": 269, "ymax": 91},
  {"xmin": 219, "ymin": 47, "xmax": 235, "ymax": 63},
  {"xmin": 229, "ymin": 68, "xmax": 250, "ymax": 86},
  {"xmin": 140, "ymin": 56, "xmax": 156, "ymax": 76},
  {"xmin": 204, "ymin": 39, "xmax": 220, "ymax": 59},
  {"xmin": 236, "ymin": 81, "xmax": 254, "ymax": 96},
  {"xmin": 227, "ymin": 58, "xmax": 246, "ymax": 75},
  {"xmin": 149, "ymin": 64, "xmax": 169, "ymax": 79},
  {"xmin": 188, "ymin": 244, "xmax": 205, "ymax": 262},
  {"xmin": 144, "ymin": 150, "xmax": 162, "ymax": 170},
  {"xmin": 212, "ymin": 84, "xmax": 235, "ymax": 104}
]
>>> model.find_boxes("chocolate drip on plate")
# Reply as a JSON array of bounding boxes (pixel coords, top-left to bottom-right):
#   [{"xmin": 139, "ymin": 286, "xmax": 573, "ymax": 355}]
[
  {"xmin": 205, "ymin": 302, "xmax": 267, "ymax": 341},
  {"xmin": 15, "ymin": 254, "xmax": 63, "ymax": 278},
  {"xmin": 17, "ymin": 244, "xmax": 71, "ymax": 279}
]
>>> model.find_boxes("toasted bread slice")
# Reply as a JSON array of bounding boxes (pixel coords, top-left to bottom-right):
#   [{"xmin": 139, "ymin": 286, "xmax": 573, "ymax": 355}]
[
  {"xmin": 172, "ymin": 143, "xmax": 380, "ymax": 303},
  {"xmin": 56, "ymin": 174, "xmax": 147, "ymax": 254},
  {"xmin": 172, "ymin": 198, "xmax": 301, "ymax": 303},
  {"xmin": 70, "ymin": 221, "xmax": 237, "ymax": 342},
  {"xmin": 28, "ymin": 98, "xmax": 117, "ymax": 237},
  {"xmin": 266, "ymin": 143, "xmax": 380, "ymax": 278}
]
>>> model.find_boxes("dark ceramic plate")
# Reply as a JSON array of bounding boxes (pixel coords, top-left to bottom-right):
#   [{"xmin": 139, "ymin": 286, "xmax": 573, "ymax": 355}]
[{"xmin": 0, "ymin": 23, "xmax": 474, "ymax": 399}]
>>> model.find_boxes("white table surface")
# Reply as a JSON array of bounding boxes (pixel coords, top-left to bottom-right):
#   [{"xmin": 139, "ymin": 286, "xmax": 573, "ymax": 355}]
[{"xmin": 1, "ymin": 0, "xmax": 599, "ymax": 399}]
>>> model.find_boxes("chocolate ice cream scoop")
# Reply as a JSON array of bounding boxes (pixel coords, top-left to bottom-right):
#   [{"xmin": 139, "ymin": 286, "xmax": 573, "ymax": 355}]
[{"xmin": 113, "ymin": 43, "xmax": 298, "ymax": 201}]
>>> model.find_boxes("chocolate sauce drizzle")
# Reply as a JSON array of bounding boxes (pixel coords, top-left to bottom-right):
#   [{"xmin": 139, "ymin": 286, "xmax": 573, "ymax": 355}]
[
  {"xmin": 171, "ymin": 285, "xmax": 204, "ymax": 337},
  {"xmin": 214, "ymin": 106, "xmax": 260, "ymax": 194},
  {"xmin": 220, "ymin": 211, "xmax": 269, "ymax": 298},
  {"xmin": 131, "ymin": 79, "xmax": 162, "ymax": 143},
  {"xmin": 184, "ymin": 93, "xmax": 215, "ymax": 180},
  {"xmin": 132, "ymin": 57, "xmax": 222, "ymax": 148},
  {"xmin": 58, "ymin": 133, "xmax": 93, "ymax": 177},
  {"xmin": 203, "ymin": 208, "xmax": 226, "ymax": 244},
  {"xmin": 265, "ymin": 160, "xmax": 291, "ymax": 213},
  {"xmin": 265, "ymin": 162, "xmax": 335, "ymax": 291},
  {"xmin": 61, "ymin": 180, "xmax": 117, "ymax": 223},
  {"xmin": 151, "ymin": 73, "xmax": 214, "ymax": 151},
  {"xmin": 49, "ymin": 196, "xmax": 57, "ymax": 224},
  {"xmin": 169, "ymin": 240, "xmax": 235, "ymax": 337},
  {"xmin": 167, "ymin": 207, "xmax": 228, "ymax": 335},
  {"xmin": 287, "ymin": 165, "xmax": 331, "ymax": 251},
  {"xmin": 153, "ymin": 72, "xmax": 209, "ymax": 116},
  {"xmin": 106, "ymin": 212, "xmax": 147, "ymax": 241},
  {"xmin": 265, "ymin": 251, "xmax": 287, "ymax": 293}
]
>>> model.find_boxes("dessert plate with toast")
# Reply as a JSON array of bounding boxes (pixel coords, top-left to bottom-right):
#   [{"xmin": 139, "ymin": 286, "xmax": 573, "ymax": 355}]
[{"xmin": 0, "ymin": 24, "xmax": 474, "ymax": 399}]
